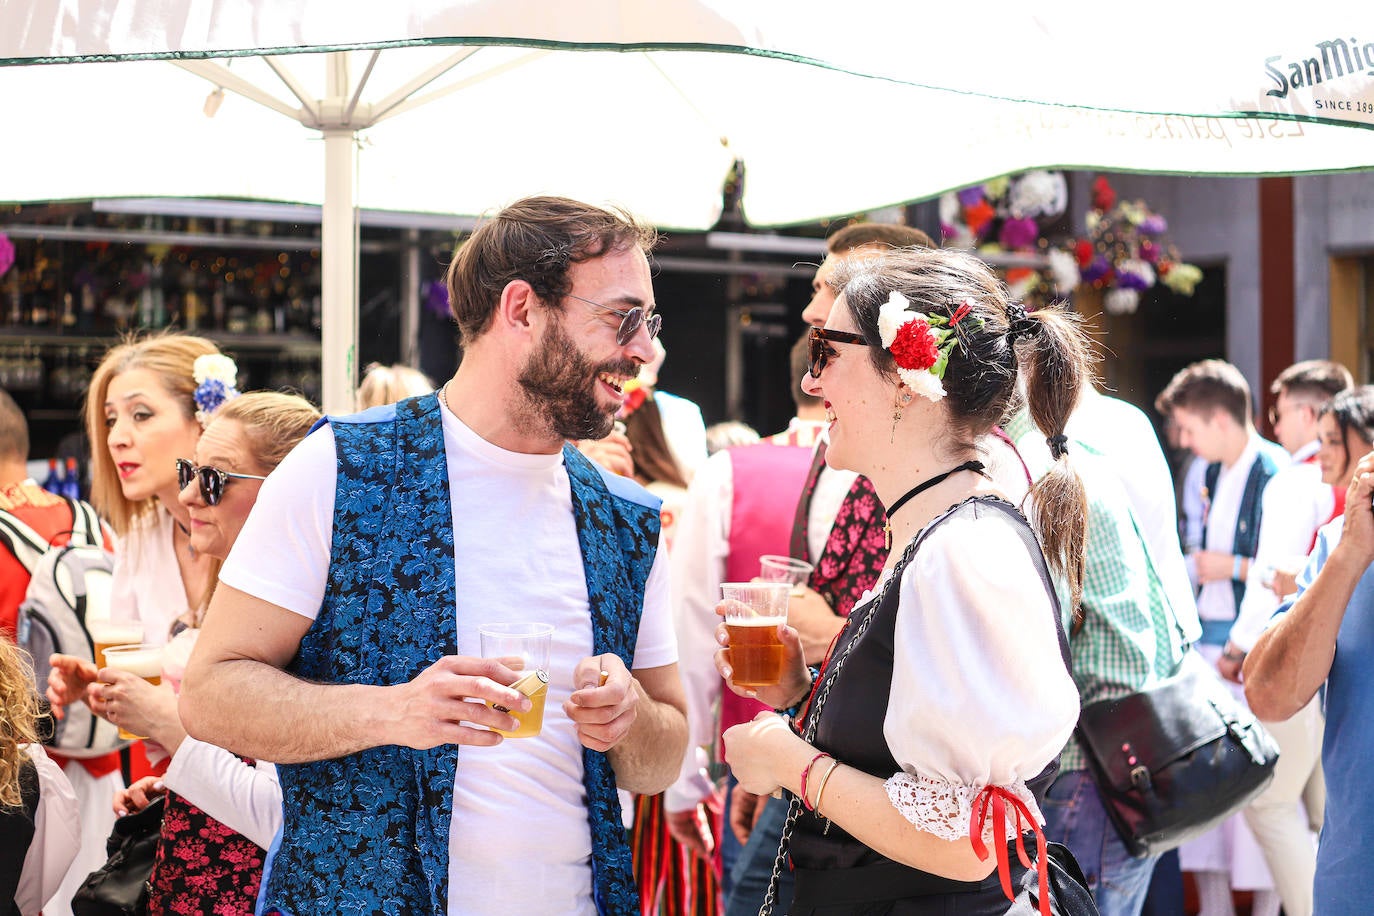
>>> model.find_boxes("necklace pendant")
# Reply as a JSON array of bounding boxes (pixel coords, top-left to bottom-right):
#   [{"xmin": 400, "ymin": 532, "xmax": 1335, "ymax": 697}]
[{"xmin": 883, "ymin": 521, "xmax": 891, "ymax": 551}]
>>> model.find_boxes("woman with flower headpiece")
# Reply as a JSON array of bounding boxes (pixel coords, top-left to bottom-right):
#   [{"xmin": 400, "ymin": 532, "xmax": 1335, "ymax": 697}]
[
  {"xmin": 40, "ymin": 333, "xmax": 229, "ymax": 914},
  {"xmin": 718, "ymin": 247, "xmax": 1093, "ymax": 915}
]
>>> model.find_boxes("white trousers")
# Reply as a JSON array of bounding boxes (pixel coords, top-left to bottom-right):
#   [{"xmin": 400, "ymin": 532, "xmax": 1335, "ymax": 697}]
[
  {"xmin": 1243, "ymin": 697, "xmax": 1324, "ymax": 916},
  {"xmin": 41, "ymin": 762, "xmax": 123, "ymax": 916}
]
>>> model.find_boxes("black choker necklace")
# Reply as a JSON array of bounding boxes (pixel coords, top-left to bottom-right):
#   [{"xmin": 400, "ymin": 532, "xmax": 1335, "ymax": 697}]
[{"xmin": 882, "ymin": 460, "xmax": 987, "ymax": 549}]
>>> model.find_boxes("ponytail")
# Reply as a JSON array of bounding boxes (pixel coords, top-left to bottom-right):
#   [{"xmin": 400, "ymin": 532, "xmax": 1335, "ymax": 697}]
[{"xmin": 1018, "ymin": 304, "xmax": 1094, "ymax": 613}]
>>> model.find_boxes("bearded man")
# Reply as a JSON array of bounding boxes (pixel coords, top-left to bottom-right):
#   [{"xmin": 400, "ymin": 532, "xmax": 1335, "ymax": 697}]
[{"xmin": 181, "ymin": 196, "xmax": 688, "ymax": 916}]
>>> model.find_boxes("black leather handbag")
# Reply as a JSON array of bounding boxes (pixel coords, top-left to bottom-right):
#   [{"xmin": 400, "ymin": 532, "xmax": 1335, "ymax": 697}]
[
  {"xmin": 71, "ymin": 795, "xmax": 164, "ymax": 916},
  {"xmin": 1076, "ymin": 651, "xmax": 1279, "ymax": 859}
]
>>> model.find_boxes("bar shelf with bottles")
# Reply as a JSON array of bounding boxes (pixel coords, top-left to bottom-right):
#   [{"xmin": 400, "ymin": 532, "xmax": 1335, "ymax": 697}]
[
  {"xmin": 1, "ymin": 205, "xmax": 326, "ymax": 383},
  {"xmin": 0, "ymin": 204, "xmax": 329, "ymax": 454}
]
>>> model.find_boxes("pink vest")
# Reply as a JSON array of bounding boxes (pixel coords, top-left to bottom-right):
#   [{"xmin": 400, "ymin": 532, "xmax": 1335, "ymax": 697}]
[{"xmin": 719, "ymin": 442, "xmax": 815, "ymax": 735}]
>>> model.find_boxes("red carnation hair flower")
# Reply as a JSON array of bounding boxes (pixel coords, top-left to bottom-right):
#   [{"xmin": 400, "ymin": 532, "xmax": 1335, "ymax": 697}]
[{"xmin": 889, "ymin": 318, "xmax": 940, "ymax": 371}]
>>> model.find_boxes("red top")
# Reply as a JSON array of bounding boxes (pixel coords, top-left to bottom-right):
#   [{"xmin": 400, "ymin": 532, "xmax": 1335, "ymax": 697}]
[{"xmin": 1, "ymin": 480, "xmax": 124, "ymax": 777}]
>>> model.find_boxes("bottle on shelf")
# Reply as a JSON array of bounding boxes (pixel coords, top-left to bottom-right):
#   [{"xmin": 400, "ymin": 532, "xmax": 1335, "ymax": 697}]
[
  {"xmin": 61, "ymin": 457, "xmax": 82, "ymax": 501},
  {"xmin": 41, "ymin": 457, "xmax": 61, "ymax": 494}
]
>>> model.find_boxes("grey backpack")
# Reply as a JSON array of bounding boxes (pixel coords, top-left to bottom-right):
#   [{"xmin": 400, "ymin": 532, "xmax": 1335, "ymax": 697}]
[{"xmin": 0, "ymin": 498, "xmax": 126, "ymax": 757}]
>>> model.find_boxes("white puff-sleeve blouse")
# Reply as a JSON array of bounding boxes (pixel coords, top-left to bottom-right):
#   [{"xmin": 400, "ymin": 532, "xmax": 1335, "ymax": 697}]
[{"xmin": 878, "ymin": 508, "xmax": 1079, "ymax": 842}]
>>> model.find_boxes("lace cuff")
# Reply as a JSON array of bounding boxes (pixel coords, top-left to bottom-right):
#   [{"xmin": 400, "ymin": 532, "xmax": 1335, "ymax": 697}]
[{"xmin": 883, "ymin": 771, "xmax": 1042, "ymax": 843}]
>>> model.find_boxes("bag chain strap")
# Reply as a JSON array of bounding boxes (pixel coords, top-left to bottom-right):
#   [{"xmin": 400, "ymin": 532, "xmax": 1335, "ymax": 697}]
[{"xmin": 756, "ymin": 532, "xmax": 924, "ymax": 916}]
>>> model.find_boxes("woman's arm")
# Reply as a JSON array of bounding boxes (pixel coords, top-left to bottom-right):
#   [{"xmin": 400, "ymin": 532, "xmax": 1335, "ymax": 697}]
[
  {"xmin": 162, "ymin": 738, "xmax": 281, "ymax": 850},
  {"xmin": 722, "ymin": 714, "xmax": 996, "ymax": 881}
]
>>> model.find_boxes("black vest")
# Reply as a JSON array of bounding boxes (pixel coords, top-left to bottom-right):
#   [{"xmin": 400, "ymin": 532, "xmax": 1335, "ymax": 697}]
[
  {"xmin": 792, "ymin": 498, "xmax": 1070, "ymax": 890},
  {"xmin": 0, "ymin": 757, "xmax": 39, "ymax": 916}
]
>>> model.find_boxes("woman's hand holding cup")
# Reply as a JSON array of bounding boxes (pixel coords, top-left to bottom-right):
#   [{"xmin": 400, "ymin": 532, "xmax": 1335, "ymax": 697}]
[{"xmin": 713, "ymin": 583, "xmax": 809, "ymax": 710}]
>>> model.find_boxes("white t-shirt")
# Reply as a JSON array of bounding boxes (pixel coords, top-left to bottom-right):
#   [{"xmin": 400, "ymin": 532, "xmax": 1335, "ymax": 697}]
[{"xmin": 220, "ymin": 409, "xmax": 677, "ymax": 916}]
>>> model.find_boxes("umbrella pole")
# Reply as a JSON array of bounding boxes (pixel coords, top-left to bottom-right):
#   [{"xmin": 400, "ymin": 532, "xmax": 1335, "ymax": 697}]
[{"xmin": 320, "ymin": 126, "xmax": 359, "ymax": 414}]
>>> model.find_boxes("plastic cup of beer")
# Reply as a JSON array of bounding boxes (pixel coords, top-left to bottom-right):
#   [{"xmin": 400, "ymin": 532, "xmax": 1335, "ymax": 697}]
[
  {"xmin": 759, "ymin": 555, "xmax": 815, "ymax": 595},
  {"xmin": 101, "ymin": 643, "xmax": 164, "ymax": 740},
  {"xmin": 721, "ymin": 582, "xmax": 791, "ymax": 688},
  {"xmin": 87, "ymin": 620, "xmax": 145, "ymax": 670},
  {"xmin": 478, "ymin": 623, "xmax": 553, "ymax": 739}
]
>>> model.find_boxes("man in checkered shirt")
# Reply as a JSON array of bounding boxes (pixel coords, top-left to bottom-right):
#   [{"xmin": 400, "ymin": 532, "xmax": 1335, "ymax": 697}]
[{"xmin": 1004, "ymin": 389, "xmax": 1202, "ymax": 916}]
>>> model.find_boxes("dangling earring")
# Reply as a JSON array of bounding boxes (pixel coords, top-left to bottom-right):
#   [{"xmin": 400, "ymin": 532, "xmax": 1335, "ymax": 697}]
[{"xmin": 891, "ymin": 390, "xmax": 913, "ymax": 443}]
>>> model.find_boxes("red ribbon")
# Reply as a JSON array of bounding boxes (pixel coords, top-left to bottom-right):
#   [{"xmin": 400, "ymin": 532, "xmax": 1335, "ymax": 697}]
[
  {"xmin": 949, "ymin": 301, "xmax": 973, "ymax": 326},
  {"xmin": 968, "ymin": 785, "xmax": 1051, "ymax": 916}
]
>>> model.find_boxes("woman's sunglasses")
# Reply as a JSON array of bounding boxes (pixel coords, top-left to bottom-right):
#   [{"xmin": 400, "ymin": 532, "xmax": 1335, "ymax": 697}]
[
  {"xmin": 807, "ymin": 326, "xmax": 868, "ymax": 379},
  {"xmin": 566, "ymin": 293, "xmax": 663, "ymax": 346},
  {"xmin": 176, "ymin": 458, "xmax": 267, "ymax": 506}
]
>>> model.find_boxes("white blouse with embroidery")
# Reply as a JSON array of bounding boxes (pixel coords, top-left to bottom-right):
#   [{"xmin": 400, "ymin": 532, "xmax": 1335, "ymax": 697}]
[{"xmin": 874, "ymin": 506, "xmax": 1079, "ymax": 842}]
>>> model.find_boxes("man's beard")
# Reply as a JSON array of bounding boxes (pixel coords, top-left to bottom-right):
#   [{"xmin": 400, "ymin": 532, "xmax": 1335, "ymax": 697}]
[{"xmin": 516, "ymin": 316, "xmax": 637, "ymax": 442}]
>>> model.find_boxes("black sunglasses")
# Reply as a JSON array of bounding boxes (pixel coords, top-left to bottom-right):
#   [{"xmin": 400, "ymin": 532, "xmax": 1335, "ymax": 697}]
[
  {"xmin": 567, "ymin": 293, "xmax": 663, "ymax": 346},
  {"xmin": 807, "ymin": 326, "xmax": 868, "ymax": 379},
  {"xmin": 176, "ymin": 458, "xmax": 267, "ymax": 506}
]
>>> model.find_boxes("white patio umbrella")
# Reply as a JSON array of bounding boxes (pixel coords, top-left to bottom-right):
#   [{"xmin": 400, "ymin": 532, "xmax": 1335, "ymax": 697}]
[{"xmin": 2, "ymin": 1, "xmax": 1372, "ymax": 410}]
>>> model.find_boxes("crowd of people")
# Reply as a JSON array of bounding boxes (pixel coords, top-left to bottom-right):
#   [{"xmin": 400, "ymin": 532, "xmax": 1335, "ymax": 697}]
[{"xmin": 1, "ymin": 194, "xmax": 1371, "ymax": 916}]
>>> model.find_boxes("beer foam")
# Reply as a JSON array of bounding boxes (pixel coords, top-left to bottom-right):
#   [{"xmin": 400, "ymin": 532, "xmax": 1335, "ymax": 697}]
[
  {"xmin": 88, "ymin": 619, "xmax": 145, "ymax": 644},
  {"xmin": 104, "ymin": 647, "xmax": 163, "ymax": 678},
  {"xmin": 725, "ymin": 616, "xmax": 787, "ymax": 627}
]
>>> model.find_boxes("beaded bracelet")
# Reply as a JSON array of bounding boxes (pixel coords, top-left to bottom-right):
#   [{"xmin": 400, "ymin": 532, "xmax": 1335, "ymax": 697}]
[
  {"xmin": 812, "ymin": 758, "xmax": 841, "ymax": 817},
  {"xmin": 774, "ymin": 666, "xmax": 821, "ymax": 720},
  {"xmin": 799, "ymin": 752, "xmax": 831, "ymax": 811}
]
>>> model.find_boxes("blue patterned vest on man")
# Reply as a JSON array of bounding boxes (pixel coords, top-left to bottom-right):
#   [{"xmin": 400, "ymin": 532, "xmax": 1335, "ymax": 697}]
[{"xmin": 260, "ymin": 393, "xmax": 661, "ymax": 916}]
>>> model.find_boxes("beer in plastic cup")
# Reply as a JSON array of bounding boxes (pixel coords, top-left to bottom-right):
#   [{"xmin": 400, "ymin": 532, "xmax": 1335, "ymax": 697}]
[
  {"xmin": 721, "ymin": 582, "xmax": 790, "ymax": 688},
  {"xmin": 478, "ymin": 623, "xmax": 553, "ymax": 738},
  {"xmin": 101, "ymin": 643, "xmax": 164, "ymax": 740},
  {"xmin": 87, "ymin": 620, "xmax": 145, "ymax": 669},
  {"xmin": 759, "ymin": 555, "xmax": 815, "ymax": 595}
]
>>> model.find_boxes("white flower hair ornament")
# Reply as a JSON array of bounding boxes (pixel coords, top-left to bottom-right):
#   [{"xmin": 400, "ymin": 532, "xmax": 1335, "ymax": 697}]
[
  {"xmin": 192, "ymin": 354, "xmax": 241, "ymax": 428},
  {"xmin": 876, "ymin": 291, "xmax": 973, "ymax": 403}
]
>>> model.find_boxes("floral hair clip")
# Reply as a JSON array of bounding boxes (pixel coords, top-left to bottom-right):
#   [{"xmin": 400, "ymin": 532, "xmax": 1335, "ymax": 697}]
[
  {"xmin": 192, "ymin": 354, "xmax": 241, "ymax": 428},
  {"xmin": 876, "ymin": 292, "xmax": 972, "ymax": 402}
]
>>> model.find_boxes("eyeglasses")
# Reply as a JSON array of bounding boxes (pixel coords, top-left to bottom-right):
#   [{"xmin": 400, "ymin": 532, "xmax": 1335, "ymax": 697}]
[
  {"xmin": 807, "ymin": 326, "xmax": 868, "ymax": 379},
  {"xmin": 566, "ymin": 293, "xmax": 662, "ymax": 346},
  {"xmin": 176, "ymin": 458, "xmax": 267, "ymax": 506},
  {"xmin": 1268, "ymin": 402, "xmax": 1313, "ymax": 428}
]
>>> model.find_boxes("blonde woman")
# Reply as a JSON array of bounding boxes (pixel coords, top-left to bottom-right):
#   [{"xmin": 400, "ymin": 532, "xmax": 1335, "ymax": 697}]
[
  {"xmin": 1, "ymin": 639, "xmax": 80, "ymax": 916},
  {"xmin": 44, "ymin": 333, "xmax": 229, "ymax": 916},
  {"xmin": 97, "ymin": 393, "xmax": 320, "ymax": 915},
  {"xmin": 356, "ymin": 362, "xmax": 434, "ymax": 410}
]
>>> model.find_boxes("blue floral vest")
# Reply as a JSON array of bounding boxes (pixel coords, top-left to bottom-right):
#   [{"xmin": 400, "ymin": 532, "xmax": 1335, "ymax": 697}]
[{"xmin": 260, "ymin": 393, "xmax": 660, "ymax": 916}]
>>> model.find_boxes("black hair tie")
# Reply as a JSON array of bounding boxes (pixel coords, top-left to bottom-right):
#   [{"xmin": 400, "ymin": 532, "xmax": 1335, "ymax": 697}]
[
  {"xmin": 1048, "ymin": 434, "xmax": 1070, "ymax": 460},
  {"xmin": 1004, "ymin": 302, "xmax": 1038, "ymax": 342}
]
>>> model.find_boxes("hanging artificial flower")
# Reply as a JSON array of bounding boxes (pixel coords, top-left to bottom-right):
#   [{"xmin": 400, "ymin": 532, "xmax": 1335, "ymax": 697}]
[
  {"xmin": 1092, "ymin": 176, "xmax": 1117, "ymax": 211},
  {"xmin": 192, "ymin": 354, "xmax": 241, "ymax": 428},
  {"xmin": 877, "ymin": 291, "xmax": 970, "ymax": 402},
  {"xmin": 1160, "ymin": 262, "xmax": 1204, "ymax": 295},
  {"xmin": 0, "ymin": 232, "xmax": 13, "ymax": 279},
  {"xmin": 1046, "ymin": 249, "xmax": 1081, "ymax": 296},
  {"xmin": 1104, "ymin": 288, "xmax": 1141, "ymax": 315}
]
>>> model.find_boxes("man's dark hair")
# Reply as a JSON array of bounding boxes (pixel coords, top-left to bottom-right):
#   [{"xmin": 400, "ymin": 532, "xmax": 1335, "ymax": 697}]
[
  {"xmin": 0, "ymin": 388, "xmax": 28, "ymax": 463},
  {"xmin": 1270, "ymin": 359, "xmax": 1352, "ymax": 405},
  {"xmin": 1155, "ymin": 359, "xmax": 1252, "ymax": 428},
  {"xmin": 446, "ymin": 196, "xmax": 658, "ymax": 345},
  {"xmin": 789, "ymin": 331, "xmax": 821, "ymax": 409},
  {"xmin": 826, "ymin": 223, "xmax": 934, "ymax": 256}
]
